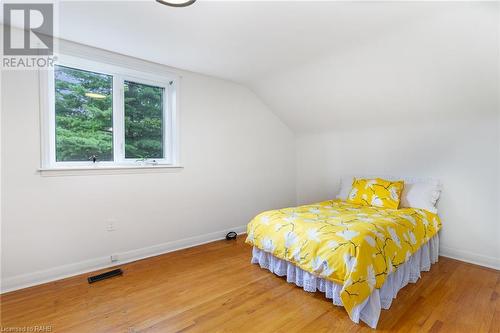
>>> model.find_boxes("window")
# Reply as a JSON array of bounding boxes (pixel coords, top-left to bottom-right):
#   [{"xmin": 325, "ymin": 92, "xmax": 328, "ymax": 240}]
[
  {"xmin": 41, "ymin": 55, "xmax": 179, "ymax": 170},
  {"xmin": 55, "ymin": 66, "xmax": 114, "ymax": 162},
  {"xmin": 124, "ymin": 80, "xmax": 164, "ymax": 159}
]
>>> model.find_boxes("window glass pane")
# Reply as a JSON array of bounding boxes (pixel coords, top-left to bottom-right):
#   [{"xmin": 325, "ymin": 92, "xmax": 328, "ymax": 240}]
[
  {"xmin": 54, "ymin": 65, "xmax": 113, "ymax": 162},
  {"xmin": 124, "ymin": 81, "xmax": 164, "ymax": 159}
]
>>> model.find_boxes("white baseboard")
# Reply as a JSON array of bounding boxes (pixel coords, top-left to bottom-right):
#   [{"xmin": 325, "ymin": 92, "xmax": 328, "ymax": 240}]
[
  {"xmin": 439, "ymin": 246, "xmax": 500, "ymax": 270},
  {"xmin": 1, "ymin": 225, "xmax": 247, "ymax": 293}
]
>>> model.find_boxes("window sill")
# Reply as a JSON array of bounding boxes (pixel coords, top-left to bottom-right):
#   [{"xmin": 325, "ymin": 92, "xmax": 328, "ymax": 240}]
[{"xmin": 38, "ymin": 164, "xmax": 184, "ymax": 177}]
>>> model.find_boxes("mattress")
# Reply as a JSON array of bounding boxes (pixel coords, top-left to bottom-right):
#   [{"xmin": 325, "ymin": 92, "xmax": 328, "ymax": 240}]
[{"xmin": 245, "ymin": 200, "xmax": 441, "ymax": 327}]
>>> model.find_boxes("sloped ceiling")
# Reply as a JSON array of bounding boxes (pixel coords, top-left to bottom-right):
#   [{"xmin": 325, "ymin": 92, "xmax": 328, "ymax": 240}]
[
  {"xmin": 5, "ymin": 1, "xmax": 498, "ymax": 133},
  {"xmin": 51, "ymin": 1, "xmax": 436, "ymax": 84},
  {"xmin": 251, "ymin": 2, "xmax": 499, "ymax": 132}
]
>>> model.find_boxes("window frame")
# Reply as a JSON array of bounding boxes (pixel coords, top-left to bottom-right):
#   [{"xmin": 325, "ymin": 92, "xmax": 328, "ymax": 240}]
[{"xmin": 40, "ymin": 54, "xmax": 179, "ymax": 170}]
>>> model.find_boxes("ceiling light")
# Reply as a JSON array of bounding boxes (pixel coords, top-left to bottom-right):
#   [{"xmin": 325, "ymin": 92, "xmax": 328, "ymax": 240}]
[
  {"xmin": 85, "ymin": 92, "xmax": 107, "ymax": 99},
  {"xmin": 156, "ymin": 0, "xmax": 196, "ymax": 7}
]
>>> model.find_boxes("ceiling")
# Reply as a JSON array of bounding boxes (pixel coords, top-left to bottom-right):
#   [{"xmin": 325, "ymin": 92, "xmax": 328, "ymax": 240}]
[
  {"xmin": 4, "ymin": 1, "xmax": 498, "ymax": 132},
  {"xmin": 51, "ymin": 1, "xmax": 438, "ymax": 84}
]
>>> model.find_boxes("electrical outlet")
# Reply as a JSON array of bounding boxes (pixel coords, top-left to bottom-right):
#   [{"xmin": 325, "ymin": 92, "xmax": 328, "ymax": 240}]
[
  {"xmin": 110, "ymin": 254, "xmax": 119, "ymax": 262},
  {"xmin": 106, "ymin": 218, "xmax": 117, "ymax": 232}
]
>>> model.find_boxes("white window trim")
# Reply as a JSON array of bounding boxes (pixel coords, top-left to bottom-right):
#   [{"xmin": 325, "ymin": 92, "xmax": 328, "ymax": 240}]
[{"xmin": 39, "ymin": 53, "xmax": 181, "ymax": 174}]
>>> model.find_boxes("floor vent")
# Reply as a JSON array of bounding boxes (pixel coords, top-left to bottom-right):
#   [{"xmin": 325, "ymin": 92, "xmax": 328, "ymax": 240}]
[{"xmin": 87, "ymin": 268, "xmax": 123, "ymax": 284}]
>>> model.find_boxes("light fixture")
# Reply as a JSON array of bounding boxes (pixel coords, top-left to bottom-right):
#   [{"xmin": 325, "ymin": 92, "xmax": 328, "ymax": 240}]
[
  {"xmin": 85, "ymin": 92, "xmax": 107, "ymax": 99},
  {"xmin": 156, "ymin": 0, "xmax": 196, "ymax": 7}
]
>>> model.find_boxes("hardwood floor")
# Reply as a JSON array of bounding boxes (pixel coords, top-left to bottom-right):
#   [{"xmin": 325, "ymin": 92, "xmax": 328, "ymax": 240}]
[{"xmin": 1, "ymin": 236, "xmax": 499, "ymax": 332}]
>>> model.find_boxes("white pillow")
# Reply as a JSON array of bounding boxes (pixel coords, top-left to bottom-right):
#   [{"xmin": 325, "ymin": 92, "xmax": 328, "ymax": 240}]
[
  {"xmin": 336, "ymin": 176, "xmax": 354, "ymax": 201},
  {"xmin": 336, "ymin": 175, "xmax": 441, "ymax": 213},
  {"xmin": 400, "ymin": 182, "xmax": 441, "ymax": 213}
]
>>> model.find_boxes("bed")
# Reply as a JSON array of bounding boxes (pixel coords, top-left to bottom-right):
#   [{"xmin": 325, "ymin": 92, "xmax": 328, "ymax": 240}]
[{"xmin": 245, "ymin": 196, "xmax": 441, "ymax": 328}]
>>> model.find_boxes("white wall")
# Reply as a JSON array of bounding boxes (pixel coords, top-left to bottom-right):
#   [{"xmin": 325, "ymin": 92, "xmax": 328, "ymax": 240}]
[
  {"xmin": 0, "ymin": 41, "xmax": 296, "ymax": 291},
  {"xmin": 294, "ymin": 3, "xmax": 500, "ymax": 269}
]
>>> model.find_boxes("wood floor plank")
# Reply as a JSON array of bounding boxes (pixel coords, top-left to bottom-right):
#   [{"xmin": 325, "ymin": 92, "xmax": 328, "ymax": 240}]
[{"xmin": 1, "ymin": 236, "xmax": 498, "ymax": 332}]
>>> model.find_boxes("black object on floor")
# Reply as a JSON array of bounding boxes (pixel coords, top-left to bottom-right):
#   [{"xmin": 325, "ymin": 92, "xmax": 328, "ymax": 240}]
[
  {"xmin": 226, "ymin": 231, "xmax": 237, "ymax": 240},
  {"xmin": 88, "ymin": 268, "xmax": 123, "ymax": 284}
]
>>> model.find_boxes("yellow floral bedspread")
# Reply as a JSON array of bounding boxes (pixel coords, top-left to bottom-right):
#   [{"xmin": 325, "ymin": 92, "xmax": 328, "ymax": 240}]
[{"xmin": 245, "ymin": 200, "xmax": 441, "ymax": 320}]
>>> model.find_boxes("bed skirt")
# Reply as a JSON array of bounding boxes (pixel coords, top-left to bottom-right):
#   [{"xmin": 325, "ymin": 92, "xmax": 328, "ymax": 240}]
[{"xmin": 251, "ymin": 235, "xmax": 439, "ymax": 329}]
